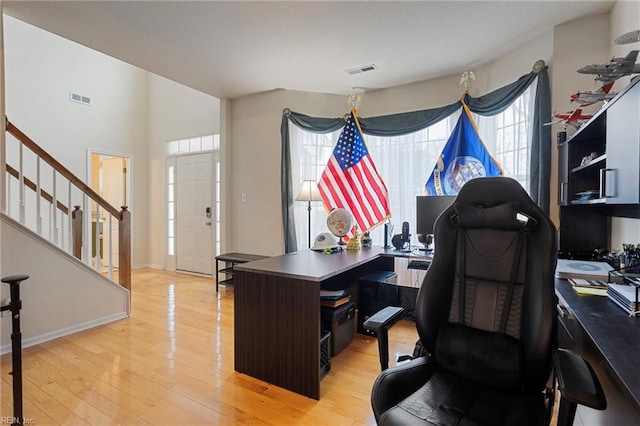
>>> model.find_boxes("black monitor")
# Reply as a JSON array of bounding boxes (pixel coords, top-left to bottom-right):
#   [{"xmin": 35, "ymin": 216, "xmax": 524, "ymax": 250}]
[{"xmin": 416, "ymin": 195, "xmax": 456, "ymax": 240}]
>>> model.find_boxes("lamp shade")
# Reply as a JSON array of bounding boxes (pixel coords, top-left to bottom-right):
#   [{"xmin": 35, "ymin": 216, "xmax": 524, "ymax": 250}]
[{"xmin": 295, "ymin": 180, "xmax": 322, "ymax": 202}]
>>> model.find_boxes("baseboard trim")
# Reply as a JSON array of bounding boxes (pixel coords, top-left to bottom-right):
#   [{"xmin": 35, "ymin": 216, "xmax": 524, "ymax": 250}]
[{"xmin": 0, "ymin": 312, "xmax": 129, "ymax": 355}]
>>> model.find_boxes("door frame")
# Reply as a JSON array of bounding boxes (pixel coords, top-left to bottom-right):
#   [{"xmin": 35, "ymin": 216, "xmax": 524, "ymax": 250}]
[
  {"xmin": 166, "ymin": 151, "xmax": 217, "ymax": 274},
  {"xmin": 86, "ymin": 148, "xmax": 134, "ymax": 270}
]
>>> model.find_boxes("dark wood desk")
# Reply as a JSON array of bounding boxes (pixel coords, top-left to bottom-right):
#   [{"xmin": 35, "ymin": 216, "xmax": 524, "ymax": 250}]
[
  {"xmin": 556, "ymin": 279, "xmax": 640, "ymax": 423},
  {"xmin": 233, "ymin": 247, "xmax": 393, "ymax": 399}
]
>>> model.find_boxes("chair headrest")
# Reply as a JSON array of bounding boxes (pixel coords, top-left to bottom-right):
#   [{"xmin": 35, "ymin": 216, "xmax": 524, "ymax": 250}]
[{"xmin": 449, "ymin": 177, "xmax": 539, "ymax": 231}]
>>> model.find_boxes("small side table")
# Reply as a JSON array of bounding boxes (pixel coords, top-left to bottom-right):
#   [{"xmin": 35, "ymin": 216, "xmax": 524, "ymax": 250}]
[{"xmin": 215, "ymin": 252, "xmax": 269, "ymax": 292}]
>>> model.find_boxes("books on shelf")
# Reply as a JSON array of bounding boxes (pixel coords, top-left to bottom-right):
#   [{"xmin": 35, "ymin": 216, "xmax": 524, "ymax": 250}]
[
  {"xmin": 320, "ymin": 295, "xmax": 351, "ymax": 308},
  {"xmin": 568, "ymin": 278, "xmax": 608, "ymax": 289},
  {"xmin": 320, "ymin": 289, "xmax": 351, "ymax": 307},
  {"xmin": 607, "ymin": 283, "xmax": 640, "ymax": 316},
  {"xmin": 320, "ymin": 289, "xmax": 347, "ymax": 300},
  {"xmin": 555, "ymin": 259, "xmax": 614, "ymax": 281}
]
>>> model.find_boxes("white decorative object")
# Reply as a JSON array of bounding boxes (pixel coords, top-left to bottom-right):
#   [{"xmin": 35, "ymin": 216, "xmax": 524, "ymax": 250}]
[
  {"xmin": 459, "ymin": 71, "xmax": 476, "ymax": 89},
  {"xmin": 327, "ymin": 208, "xmax": 353, "ymax": 243}
]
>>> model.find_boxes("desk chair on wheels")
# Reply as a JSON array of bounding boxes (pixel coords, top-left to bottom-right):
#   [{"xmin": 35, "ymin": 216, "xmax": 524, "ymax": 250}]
[{"xmin": 368, "ymin": 177, "xmax": 605, "ymax": 426}]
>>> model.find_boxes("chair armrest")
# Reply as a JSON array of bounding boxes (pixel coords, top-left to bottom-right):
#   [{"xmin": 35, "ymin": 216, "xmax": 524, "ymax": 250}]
[
  {"xmin": 363, "ymin": 306, "xmax": 404, "ymax": 371},
  {"xmin": 553, "ymin": 348, "xmax": 607, "ymax": 426},
  {"xmin": 363, "ymin": 306, "xmax": 405, "ymax": 332}
]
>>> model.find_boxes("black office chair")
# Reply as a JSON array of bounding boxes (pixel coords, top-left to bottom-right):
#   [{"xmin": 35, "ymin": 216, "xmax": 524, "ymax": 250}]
[{"xmin": 368, "ymin": 177, "xmax": 605, "ymax": 426}]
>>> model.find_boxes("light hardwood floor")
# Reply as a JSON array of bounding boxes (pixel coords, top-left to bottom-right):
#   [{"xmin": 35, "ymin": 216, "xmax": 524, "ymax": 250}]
[{"xmin": 1, "ymin": 268, "xmax": 418, "ymax": 425}]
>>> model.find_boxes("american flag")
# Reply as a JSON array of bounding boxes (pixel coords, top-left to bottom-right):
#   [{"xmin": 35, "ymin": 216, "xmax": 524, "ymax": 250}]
[{"xmin": 318, "ymin": 110, "xmax": 391, "ymax": 234}]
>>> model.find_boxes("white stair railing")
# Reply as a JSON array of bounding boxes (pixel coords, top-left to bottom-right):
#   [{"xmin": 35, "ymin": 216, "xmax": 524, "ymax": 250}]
[{"xmin": 4, "ymin": 119, "xmax": 131, "ymax": 291}]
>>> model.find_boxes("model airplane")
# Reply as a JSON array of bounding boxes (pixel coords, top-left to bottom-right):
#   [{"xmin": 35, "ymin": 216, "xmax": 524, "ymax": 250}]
[
  {"xmin": 570, "ymin": 82, "xmax": 616, "ymax": 107},
  {"xmin": 577, "ymin": 50, "xmax": 640, "ymax": 82},
  {"xmin": 544, "ymin": 109, "xmax": 593, "ymax": 129},
  {"xmin": 613, "ymin": 29, "xmax": 640, "ymax": 45}
]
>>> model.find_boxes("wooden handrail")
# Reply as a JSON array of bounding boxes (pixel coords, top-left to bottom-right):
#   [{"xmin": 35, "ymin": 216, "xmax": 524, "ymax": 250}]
[
  {"xmin": 6, "ymin": 120, "xmax": 122, "ymax": 220},
  {"xmin": 6, "ymin": 164, "xmax": 69, "ymax": 215},
  {"xmin": 6, "ymin": 119, "xmax": 131, "ymax": 291}
]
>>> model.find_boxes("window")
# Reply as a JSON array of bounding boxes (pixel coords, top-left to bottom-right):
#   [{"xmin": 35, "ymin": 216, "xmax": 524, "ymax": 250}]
[
  {"xmin": 166, "ymin": 134, "xmax": 220, "ymax": 155},
  {"xmin": 167, "ymin": 165, "xmax": 175, "ymax": 256},
  {"xmin": 291, "ymin": 85, "xmax": 534, "ymax": 247}
]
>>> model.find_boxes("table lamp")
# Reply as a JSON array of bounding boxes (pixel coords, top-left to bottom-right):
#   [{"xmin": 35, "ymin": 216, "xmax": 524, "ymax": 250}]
[{"xmin": 295, "ymin": 180, "xmax": 323, "ymax": 248}]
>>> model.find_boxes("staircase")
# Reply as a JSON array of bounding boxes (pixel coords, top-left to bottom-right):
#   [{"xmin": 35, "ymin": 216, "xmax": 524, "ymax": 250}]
[
  {"xmin": 1, "ymin": 119, "xmax": 131, "ymax": 353},
  {"xmin": 4, "ymin": 119, "xmax": 131, "ymax": 289}
]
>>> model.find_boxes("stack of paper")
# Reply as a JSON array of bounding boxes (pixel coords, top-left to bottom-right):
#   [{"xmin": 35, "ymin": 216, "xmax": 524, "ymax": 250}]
[
  {"xmin": 607, "ymin": 283, "xmax": 640, "ymax": 316},
  {"xmin": 555, "ymin": 259, "xmax": 614, "ymax": 280},
  {"xmin": 568, "ymin": 278, "xmax": 608, "ymax": 296}
]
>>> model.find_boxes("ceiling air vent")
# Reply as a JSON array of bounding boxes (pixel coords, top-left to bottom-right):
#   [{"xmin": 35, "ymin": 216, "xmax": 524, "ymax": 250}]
[
  {"xmin": 345, "ymin": 64, "xmax": 377, "ymax": 75},
  {"xmin": 69, "ymin": 91, "xmax": 91, "ymax": 106}
]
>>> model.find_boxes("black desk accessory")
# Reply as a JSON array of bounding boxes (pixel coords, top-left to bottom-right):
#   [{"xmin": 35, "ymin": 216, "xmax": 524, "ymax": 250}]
[{"xmin": 1, "ymin": 274, "xmax": 29, "ymax": 426}]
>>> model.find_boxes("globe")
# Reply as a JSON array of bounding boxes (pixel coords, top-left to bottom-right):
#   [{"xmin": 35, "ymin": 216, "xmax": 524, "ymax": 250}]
[{"xmin": 326, "ymin": 208, "xmax": 353, "ymax": 237}]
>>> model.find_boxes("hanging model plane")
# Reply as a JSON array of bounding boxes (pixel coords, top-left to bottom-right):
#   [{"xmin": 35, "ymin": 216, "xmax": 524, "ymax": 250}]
[
  {"xmin": 570, "ymin": 82, "xmax": 617, "ymax": 107},
  {"xmin": 613, "ymin": 29, "xmax": 640, "ymax": 45},
  {"xmin": 577, "ymin": 50, "xmax": 640, "ymax": 82},
  {"xmin": 544, "ymin": 109, "xmax": 593, "ymax": 129}
]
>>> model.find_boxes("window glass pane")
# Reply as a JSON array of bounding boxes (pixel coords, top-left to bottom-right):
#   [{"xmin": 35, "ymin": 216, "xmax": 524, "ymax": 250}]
[
  {"xmin": 168, "ymin": 220, "xmax": 174, "ymax": 238},
  {"xmin": 168, "ymin": 204, "xmax": 174, "ymax": 220},
  {"xmin": 168, "ymin": 166, "xmax": 174, "ymax": 184},
  {"xmin": 179, "ymin": 139, "xmax": 189, "ymax": 153},
  {"xmin": 190, "ymin": 137, "xmax": 201, "ymax": 152},
  {"xmin": 213, "ymin": 134, "xmax": 220, "ymax": 149},
  {"xmin": 168, "ymin": 185, "xmax": 174, "ymax": 202},
  {"xmin": 167, "ymin": 141, "xmax": 179, "ymax": 155},
  {"xmin": 168, "ymin": 238, "xmax": 174, "ymax": 256},
  {"xmin": 202, "ymin": 135, "xmax": 214, "ymax": 150}
]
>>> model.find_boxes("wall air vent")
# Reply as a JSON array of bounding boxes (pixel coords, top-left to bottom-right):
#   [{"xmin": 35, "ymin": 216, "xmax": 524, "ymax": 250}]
[
  {"xmin": 69, "ymin": 91, "xmax": 91, "ymax": 106},
  {"xmin": 345, "ymin": 64, "xmax": 377, "ymax": 75}
]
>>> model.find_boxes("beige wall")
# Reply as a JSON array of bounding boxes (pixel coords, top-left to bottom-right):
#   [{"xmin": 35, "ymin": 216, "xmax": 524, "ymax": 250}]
[
  {"xmin": 228, "ymin": 31, "xmax": 554, "ymax": 256},
  {"xmin": 549, "ymin": 13, "xmax": 611, "ymax": 227},
  {"xmin": 146, "ymin": 74, "xmax": 220, "ymax": 269},
  {"xmin": 228, "ymin": 5, "xmax": 640, "ymax": 256},
  {"xmin": 229, "ymin": 90, "xmax": 346, "ymax": 255}
]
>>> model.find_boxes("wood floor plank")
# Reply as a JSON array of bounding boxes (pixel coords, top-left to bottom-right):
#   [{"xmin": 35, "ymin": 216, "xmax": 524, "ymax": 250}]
[{"xmin": 1, "ymin": 268, "xmax": 420, "ymax": 425}]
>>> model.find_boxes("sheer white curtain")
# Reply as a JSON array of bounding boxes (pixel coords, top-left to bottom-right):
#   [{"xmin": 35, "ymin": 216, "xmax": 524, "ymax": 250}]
[{"xmin": 291, "ymin": 84, "xmax": 534, "ymax": 248}]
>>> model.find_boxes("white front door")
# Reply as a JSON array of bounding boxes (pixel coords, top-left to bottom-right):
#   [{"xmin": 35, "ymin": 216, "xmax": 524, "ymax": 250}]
[{"xmin": 176, "ymin": 153, "xmax": 213, "ymax": 274}]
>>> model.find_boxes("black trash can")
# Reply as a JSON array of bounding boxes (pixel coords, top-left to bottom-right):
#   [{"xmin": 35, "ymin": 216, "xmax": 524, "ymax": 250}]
[{"xmin": 321, "ymin": 301, "xmax": 356, "ymax": 356}]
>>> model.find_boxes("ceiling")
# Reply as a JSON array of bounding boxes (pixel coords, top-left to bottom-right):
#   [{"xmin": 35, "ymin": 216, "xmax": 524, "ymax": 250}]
[{"xmin": 3, "ymin": 1, "xmax": 615, "ymax": 100}]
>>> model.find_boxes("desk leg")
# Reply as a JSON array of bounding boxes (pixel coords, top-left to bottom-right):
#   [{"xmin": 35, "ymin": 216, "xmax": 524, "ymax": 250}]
[{"xmin": 215, "ymin": 259, "xmax": 219, "ymax": 292}]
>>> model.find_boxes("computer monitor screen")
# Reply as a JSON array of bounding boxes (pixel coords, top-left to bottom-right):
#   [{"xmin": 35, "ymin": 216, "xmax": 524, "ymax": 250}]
[{"xmin": 416, "ymin": 195, "xmax": 456, "ymax": 236}]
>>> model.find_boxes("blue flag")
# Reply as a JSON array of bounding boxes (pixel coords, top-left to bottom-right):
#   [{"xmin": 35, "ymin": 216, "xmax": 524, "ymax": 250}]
[{"xmin": 425, "ymin": 106, "xmax": 502, "ymax": 195}]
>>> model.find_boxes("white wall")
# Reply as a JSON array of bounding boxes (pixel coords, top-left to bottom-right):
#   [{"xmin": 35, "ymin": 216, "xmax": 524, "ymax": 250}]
[
  {"xmin": 147, "ymin": 74, "xmax": 220, "ymax": 269},
  {"xmin": 608, "ymin": 0, "xmax": 640, "ymax": 250},
  {"xmin": 3, "ymin": 15, "xmax": 150, "ymax": 266},
  {"xmin": 1, "ymin": 215, "xmax": 129, "ymax": 353},
  {"xmin": 360, "ymin": 30, "xmax": 553, "ymax": 117}
]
